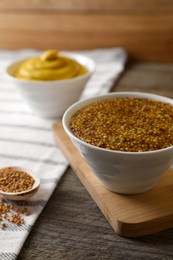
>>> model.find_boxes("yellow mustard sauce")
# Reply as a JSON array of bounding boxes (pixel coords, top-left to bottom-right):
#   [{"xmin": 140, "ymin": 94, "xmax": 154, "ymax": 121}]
[{"xmin": 15, "ymin": 50, "xmax": 88, "ymax": 81}]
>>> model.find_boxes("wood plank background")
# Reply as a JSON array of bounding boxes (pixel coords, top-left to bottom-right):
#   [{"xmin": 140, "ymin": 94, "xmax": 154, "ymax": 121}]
[{"xmin": 0, "ymin": 0, "xmax": 173, "ymax": 62}]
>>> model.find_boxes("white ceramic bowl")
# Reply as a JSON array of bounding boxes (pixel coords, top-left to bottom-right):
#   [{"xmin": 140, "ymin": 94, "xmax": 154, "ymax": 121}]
[
  {"xmin": 63, "ymin": 92, "xmax": 173, "ymax": 194},
  {"xmin": 5, "ymin": 52, "xmax": 95, "ymax": 118}
]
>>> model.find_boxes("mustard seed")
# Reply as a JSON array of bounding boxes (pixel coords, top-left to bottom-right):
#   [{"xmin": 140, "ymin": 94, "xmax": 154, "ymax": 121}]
[
  {"xmin": 0, "ymin": 167, "xmax": 35, "ymax": 193},
  {"xmin": 70, "ymin": 97, "xmax": 173, "ymax": 152},
  {"xmin": 0, "ymin": 198, "xmax": 31, "ymax": 229},
  {"xmin": 2, "ymin": 223, "xmax": 6, "ymax": 230}
]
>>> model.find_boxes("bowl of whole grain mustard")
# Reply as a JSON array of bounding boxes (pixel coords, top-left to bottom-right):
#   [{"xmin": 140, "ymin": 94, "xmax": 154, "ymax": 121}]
[
  {"xmin": 63, "ymin": 92, "xmax": 173, "ymax": 194},
  {"xmin": 5, "ymin": 50, "xmax": 95, "ymax": 118}
]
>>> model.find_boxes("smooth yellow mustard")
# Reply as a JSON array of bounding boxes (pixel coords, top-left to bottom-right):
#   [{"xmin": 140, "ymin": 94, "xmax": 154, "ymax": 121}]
[{"xmin": 15, "ymin": 50, "xmax": 87, "ymax": 81}]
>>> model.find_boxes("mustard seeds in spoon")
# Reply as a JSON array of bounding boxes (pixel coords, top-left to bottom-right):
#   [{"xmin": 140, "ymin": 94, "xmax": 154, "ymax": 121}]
[{"xmin": 0, "ymin": 167, "xmax": 35, "ymax": 193}]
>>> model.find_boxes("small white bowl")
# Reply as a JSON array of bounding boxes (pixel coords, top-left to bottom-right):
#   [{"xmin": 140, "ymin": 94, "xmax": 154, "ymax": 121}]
[
  {"xmin": 0, "ymin": 166, "xmax": 40, "ymax": 200},
  {"xmin": 63, "ymin": 92, "xmax": 173, "ymax": 194},
  {"xmin": 5, "ymin": 52, "xmax": 95, "ymax": 119}
]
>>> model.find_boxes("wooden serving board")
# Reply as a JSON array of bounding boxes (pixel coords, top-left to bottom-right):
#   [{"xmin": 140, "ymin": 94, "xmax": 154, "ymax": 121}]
[{"xmin": 53, "ymin": 121, "xmax": 173, "ymax": 238}]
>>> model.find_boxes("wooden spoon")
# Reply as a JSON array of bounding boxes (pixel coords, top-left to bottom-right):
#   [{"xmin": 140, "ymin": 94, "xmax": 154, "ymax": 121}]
[{"xmin": 0, "ymin": 166, "xmax": 40, "ymax": 201}]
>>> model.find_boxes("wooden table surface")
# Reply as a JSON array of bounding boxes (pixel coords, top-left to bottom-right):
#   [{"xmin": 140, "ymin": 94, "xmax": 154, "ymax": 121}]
[{"xmin": 18, "ymin": 62, "xmax": 173, "ymax": 260}]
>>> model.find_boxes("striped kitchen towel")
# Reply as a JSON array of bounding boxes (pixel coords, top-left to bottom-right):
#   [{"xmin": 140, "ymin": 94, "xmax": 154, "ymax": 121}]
[{"xmin": 0, "ymin": 48, "xmax": 127, "ymax": 260}]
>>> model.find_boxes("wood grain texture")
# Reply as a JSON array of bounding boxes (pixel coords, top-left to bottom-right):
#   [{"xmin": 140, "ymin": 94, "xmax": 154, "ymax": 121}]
[
  {"xmin": 18, "ymin": 62, "xmax": 173, "ymax": 260},
  {"xmin": 115, "ymin": 63, "xmax": 173, "ymax": 98},
  {"xmin": 0, "ymin": 1, "xmax": 173, "ymax": 62},
  {"xmin": 0, "ymin": 0, "xmax": 173, "ymax": 12}
]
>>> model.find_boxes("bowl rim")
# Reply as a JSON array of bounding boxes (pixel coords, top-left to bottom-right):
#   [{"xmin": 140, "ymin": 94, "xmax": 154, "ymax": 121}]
[
  {"xmin": 62, "ymin": 91, "xmax": 173, "ymax": 155},
  {"xmin": 5, "ymin": 51, "xmax": 96, "ymax": 84}
]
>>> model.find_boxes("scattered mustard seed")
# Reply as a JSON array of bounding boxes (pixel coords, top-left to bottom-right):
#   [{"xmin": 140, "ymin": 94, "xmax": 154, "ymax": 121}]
[
  {"xmin": 0, "ymin": 198, "xmax": 30, "ymax": 230},
  {"xmin": 70, "ymin": 97, "xmax": 173, "ymax": 152},
  {"xmin": 2, "ymin": 223, "xmax": 6, "ymax": 230}
]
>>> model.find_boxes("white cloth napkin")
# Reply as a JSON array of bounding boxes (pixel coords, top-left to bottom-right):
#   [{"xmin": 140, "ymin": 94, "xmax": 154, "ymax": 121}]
[{"xmin": 0, "ymin": 48, "xmax": 127, "ymax": 260}]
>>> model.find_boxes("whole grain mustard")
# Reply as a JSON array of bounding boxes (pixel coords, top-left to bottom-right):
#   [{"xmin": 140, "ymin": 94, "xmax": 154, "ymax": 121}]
[
  {"xmin": 15, "ymin": 50, "xmax": 87, "ymax": 81},
  {"xmin": 70, "ymin": 97, "xmax": 173, "ymax": 152},
  {"xmin": 0, "ymin": 198, "xmax": 30, "ymax": 229},
  {"xmin": 0, "ymin": 167, "xmax": 34, "ymax": 193}
]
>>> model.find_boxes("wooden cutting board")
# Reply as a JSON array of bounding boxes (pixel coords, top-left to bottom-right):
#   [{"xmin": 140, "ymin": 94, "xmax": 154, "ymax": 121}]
[{"xmin": 53, "ymin": 121, "xmax": 173, "ymax": 238}]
